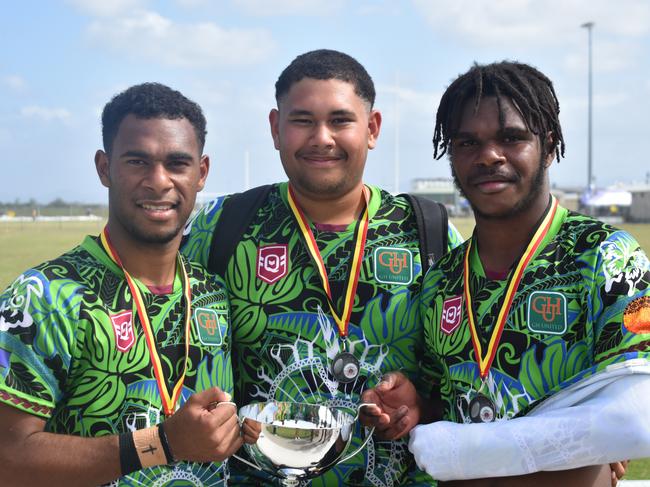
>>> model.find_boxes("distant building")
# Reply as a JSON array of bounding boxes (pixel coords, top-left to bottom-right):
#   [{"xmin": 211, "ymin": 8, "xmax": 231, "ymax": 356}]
[
  {"xmin": 579, "ymin": 188, "xmax": 632, "ymax": 222},
  {"xmin": 628, "ymin": 185, "xmax": 650, "ymax": 223},
  {"xmin": 550, "ymin": 187, "xmax": 581, "ymax": 212},
  {"xmin": 410, "ymin": 178, "xmax": 468, "ymax": 216}
]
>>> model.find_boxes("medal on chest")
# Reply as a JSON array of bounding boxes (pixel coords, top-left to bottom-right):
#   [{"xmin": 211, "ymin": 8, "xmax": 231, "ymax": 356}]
[
  {"xmin": 287, "ymin": 185, "xmax": 369, "ymax": 383},
  {"xmin": 469, "ymin": 392, "xmax": 496, "ymax": 423},
  {"xmin": 331, "ymin": 351, "xmax": 360, "ymax": 383},
  {"xmin": 463, "ymin": 197, "xmax": 558, "ymax": 422},
  {"xmin": 100, "ymin": 228, "xmax": 192, "ymax": 417}
]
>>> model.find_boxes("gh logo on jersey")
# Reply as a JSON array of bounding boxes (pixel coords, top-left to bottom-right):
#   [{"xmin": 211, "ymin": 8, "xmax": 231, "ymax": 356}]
[
  {"xmin": 374, "ymin": 247, "xmax": 413, "ymax": 285},
  {"xmin": 440, "ymin": 296, "xmax": 463, "ymax": 335},
  {"xmin": 527, "ymin": 291, "xmax": 567, "ymax": 335},
  {"xmin": 194, "ymin": 308, "xmax": 228, "ymax": 346},
  {"xmin": 110, "ymin": 311, "xmax": 135, "ymax": 352},
  {"xmin": 257, "ymin": 245, "xmax": 288, "ymax": 284}
]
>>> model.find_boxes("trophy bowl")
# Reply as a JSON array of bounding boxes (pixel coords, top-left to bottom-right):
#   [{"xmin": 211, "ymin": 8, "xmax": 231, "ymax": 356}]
[{"xmin": 236, "ymin": 401, "xmax": 372, "ymax": 486}]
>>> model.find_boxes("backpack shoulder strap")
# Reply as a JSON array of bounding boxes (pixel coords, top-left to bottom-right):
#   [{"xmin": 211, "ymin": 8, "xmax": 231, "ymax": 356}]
[
  {"xmin": 207, "ymin": 184, "xmax": 273, "ymax": 275},
  {"xmin": 399, "ymin": 193, "xmax": 448, "ymax": 270}
]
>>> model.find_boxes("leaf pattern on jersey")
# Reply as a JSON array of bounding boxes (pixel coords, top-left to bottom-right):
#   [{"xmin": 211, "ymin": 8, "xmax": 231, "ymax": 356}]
[
  {"xmin": 0, "ymin": 238, "xmax": 233, "ymax": 485},
  {"xmin": 421, "ymin": 208, "xmax": 650, "ymax": 424},
  {"xmin": 208, "ymin": 185, "xmax": 443, "ymax": 487}
]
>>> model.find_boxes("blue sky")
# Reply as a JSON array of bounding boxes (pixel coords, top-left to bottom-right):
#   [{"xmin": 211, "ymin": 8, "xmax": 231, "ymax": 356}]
[{"xmin": 2, "ymin": 0, "xmax": 649, "ymax": 204}]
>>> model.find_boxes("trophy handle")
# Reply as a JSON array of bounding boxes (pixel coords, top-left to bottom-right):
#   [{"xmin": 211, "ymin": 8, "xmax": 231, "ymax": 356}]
[
  {"xmin": 353, "ymin": 402, "xmax": 375, "ymax": 422},
  {"xmin": 231, "ymin": 452, "xmax": 264, "ymax": 472},
  {"xmin": 335, "ymin": 403, "xmax": 376, "ymax": 465}
]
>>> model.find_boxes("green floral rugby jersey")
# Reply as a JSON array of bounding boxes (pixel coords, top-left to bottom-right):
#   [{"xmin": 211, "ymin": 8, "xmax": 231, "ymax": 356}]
[
  {"xmin": 419, "ymin": 205, "xmax": 650, "ymax": 423},
  {"xmin": 183, "ymin": 183, "xmax": 462, "ymax": 486},
  {"xmin": 0, "ymin": 235, "xmax": 233, "ymax": 486}
]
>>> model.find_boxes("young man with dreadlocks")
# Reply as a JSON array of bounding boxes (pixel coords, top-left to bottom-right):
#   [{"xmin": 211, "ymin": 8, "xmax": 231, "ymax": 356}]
[{"xmin": 361, "ymin": 61, "xmax": 650, "ymax": 485}]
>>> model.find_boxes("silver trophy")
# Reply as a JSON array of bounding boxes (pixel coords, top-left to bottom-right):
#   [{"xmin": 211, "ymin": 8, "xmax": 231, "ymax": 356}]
[{"xmin": 235, "ymin": 401, "xmax": 373, "ymax": 486}]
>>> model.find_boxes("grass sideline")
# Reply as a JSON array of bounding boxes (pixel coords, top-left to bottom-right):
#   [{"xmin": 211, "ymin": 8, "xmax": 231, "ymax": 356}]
[{"xmin": 1, "ymin": 218, "xmax": 650, "ymax": 479}]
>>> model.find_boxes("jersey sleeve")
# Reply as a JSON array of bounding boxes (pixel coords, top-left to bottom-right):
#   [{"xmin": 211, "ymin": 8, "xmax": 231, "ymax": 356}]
[
  {"xmin": 590, "ymin": 230, "xmax": 650, "ymax": 369},
  {"xmin": 181, "ymin": 196, "xmax": 227, "ymax": 268},
  {"xmin": 446, "ymin": 221, "xmax": 464, "ymax": 251},
  {"xmin": 0, "ymin": 269, "xmax": 81, "ymax": 418}
]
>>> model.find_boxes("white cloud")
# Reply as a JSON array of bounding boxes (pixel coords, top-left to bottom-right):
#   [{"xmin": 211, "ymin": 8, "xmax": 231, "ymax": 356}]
[
  {"xmin": 20, "ymin": 106, "xmax": 72, "ymax": 122},
  {"xmin": 233, "ymin": 0, "xmax": 345, "ymax": 16},
  {"xmin": 67, "ymin": 0, "xmax": 148, "ymax": 17},
  {"xmin": 86, "ymin": 10, "xmax": 276, "ymax": 68},
  {"xmin": 413, "ymin": 0, "xmax": 650, "ymax": 47},
  {"xmin": 2, "ymin": 75, "xmax": 26, "ymax": 91}
]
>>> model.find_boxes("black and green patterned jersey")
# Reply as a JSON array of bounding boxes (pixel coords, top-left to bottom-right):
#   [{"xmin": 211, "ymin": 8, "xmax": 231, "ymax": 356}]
[
  {"xmin": 419, "ymin": 205, "xmax": 650, "ymax": 424},
  {"xmin": 183, "ymin": 182, "xmax": 463, "ymax": 486},
  {"xmin": 0, "ymin": 235, "xmax": 233, "ymax": 486}
]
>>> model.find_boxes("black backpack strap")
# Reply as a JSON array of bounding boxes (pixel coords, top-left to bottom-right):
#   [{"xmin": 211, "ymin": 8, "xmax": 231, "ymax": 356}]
[
  {"xmin": 399, "ymin": 193, "xmax": 448, "ymax": 270},
  {"xmin": 207, "ymin": 184, "xmax": 273, "ymax": 275}
]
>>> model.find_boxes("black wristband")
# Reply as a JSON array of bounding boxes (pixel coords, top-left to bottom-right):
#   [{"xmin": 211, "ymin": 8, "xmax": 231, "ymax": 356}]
[
  {"xmin": 157, "ymin": 422, "xmax": 177, "ymax": 465},
  {"xmin": 119, "ymin": 431, "xmax": 142, "ymax": 476}
]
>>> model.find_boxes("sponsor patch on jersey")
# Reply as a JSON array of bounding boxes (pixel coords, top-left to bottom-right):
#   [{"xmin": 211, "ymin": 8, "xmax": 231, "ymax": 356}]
[
  {"xmin": 257, "ymin": 245, "xmax": 288, "ymax": 284},
  {"xmin": 374, "ymin": 247, "xmax": 413, "ymax": 285},
  {"xmin": 527, "ymin": 291, "xmax": 568, "ymax": 335},
  {"xmin": 623, "ymin": 296, "xmax": 650, "ymax": 334},
  {"xmin": 194, "ymin": 308, "xmax": 228, "ymax": 346},
  {"xmin": 110, "ymin": 311, "xmax": 136, "ymax": 352},
  {"xmin": 441, "ymin": 296, "xmax": 463, "ymax": 335}
]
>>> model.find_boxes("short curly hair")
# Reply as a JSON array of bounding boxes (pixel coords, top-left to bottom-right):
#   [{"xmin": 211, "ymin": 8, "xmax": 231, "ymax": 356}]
[
  {"xmin": 275, "ymin": 49, "xmax": 375, "ymax": 108},
  {"xmin": 101, "ymin": 82, "xmax": 207, "ymax": 154}
]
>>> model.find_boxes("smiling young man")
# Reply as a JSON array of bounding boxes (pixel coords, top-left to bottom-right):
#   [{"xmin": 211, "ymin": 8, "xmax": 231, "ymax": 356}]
[
  {"xmin": 182, "ymin": 50, "xmax": 462, "ymax": 486},
  {"xmin": 361, "ymin": 61, "xmax": 650, "ymax": 485},
  {"xmin": 0, "ymin": 83, "xmax": 246, "ymax": 486}
]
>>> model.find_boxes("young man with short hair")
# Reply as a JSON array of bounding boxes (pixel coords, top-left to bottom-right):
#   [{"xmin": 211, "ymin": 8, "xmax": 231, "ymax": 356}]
[
  {"xmin": 182, "ymin": 49, "xmax": 462, "ymax": 486},
  {"xmin": 0, "ymin": 83, "xmax": 246, "ymax": 486}
]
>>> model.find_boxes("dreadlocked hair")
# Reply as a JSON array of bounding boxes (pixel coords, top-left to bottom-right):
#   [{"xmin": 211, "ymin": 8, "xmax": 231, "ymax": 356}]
[{"xmin": 433, "ymin": 61, "xmax": 566, "ymax": 162}]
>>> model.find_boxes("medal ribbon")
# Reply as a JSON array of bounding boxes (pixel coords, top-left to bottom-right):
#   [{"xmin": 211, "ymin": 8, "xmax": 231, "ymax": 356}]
[
  {"xmin": 464, "ymin": 196, "xmax": 558, "ymax": 379},
  {"xmin": 287, "ymin": 185, "xmax": 369, "ymax": 338},
  {"xmin": 100, "ymin": 227, "xmax": 191, "ymax": 416}
]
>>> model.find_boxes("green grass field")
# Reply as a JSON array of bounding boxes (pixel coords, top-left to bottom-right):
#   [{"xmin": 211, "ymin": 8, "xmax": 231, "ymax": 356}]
[{"xmin": 1, "ymin": 218, "xmax": 650, "ymax": 479}]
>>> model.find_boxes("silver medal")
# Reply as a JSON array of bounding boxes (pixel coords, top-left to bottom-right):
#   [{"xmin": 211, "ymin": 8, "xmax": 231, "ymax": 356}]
[
  {"xmin": 331, "ymin": 352, "xmax": 360, "ymax": 383},
  {"xmin": 469, "ymin": 394, "xmax": 496, "ymax": 423}
]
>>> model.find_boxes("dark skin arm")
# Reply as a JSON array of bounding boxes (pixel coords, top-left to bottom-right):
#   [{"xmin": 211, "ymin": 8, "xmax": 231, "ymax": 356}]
[
  {"xmin": 360, "ymin": 371, "xmax": 437, "ymax": 440},
  {"xmin": 0, "ymin": 387, "xmax": 246, "ymax": 487}
]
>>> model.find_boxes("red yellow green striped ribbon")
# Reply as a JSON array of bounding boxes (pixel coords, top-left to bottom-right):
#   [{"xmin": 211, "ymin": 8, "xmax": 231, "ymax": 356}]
[
  {"xmin": 287, "ymin": 185, "xmax": 369, "ymax": 338},
  {"xmin": 100, "ymin": 227, "xmax": 191, "ymax": 416},
  {"xmin": 464, "ymin": 196, "xmax": 558, "ymax": 379}
]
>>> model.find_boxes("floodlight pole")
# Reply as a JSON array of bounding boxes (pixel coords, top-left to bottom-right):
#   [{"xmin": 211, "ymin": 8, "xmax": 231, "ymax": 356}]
[
  {"xmin": 581, "ymin": 21, "xmax": 594, "ymax": 192},
  {"xmin": 394, "ymin": 73, "xmax": 400, "ymax": 194}
]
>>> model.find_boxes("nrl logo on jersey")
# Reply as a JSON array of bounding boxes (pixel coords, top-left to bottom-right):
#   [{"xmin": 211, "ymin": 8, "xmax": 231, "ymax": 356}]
[
  {"xmin": 374, "ymin": 247, "xmax": 413, "ymax": 285},
  {"xmin": 110, "ymin": 311, "xmax": 135, "ymax": 352},
  {"xmin": 441, "ymin": 296, "xmax": 463, "ymax": 335},
  {"xmin": 257, "ymin": 245, "xmax": 288, "ymax": 284},
  {"xmin": 527, "ymin": 291, "xmax": 567, "ymax": 335},
  {"xmin": 194, "ymin": 308, "xmax": 228, "ymax": 346}
]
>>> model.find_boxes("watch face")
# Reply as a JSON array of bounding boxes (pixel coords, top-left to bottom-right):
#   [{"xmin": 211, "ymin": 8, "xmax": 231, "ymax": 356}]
[
  {"xmin": 331, "ymin": 352, "xmax": 360, "ymax": 383},
  {"xmin": 469, "ymin": 394, "xmax": 496, "ymax": 423}
]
